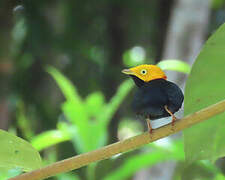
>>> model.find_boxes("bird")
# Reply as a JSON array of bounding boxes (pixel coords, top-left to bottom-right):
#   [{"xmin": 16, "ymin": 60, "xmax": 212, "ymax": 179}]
[{"xmin": 122, "ymin": 64, "xmax": 184, "ymax": 133}]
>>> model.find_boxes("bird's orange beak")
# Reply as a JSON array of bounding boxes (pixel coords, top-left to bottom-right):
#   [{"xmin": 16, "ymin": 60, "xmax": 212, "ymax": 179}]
[{"xmin": 121, "ymin": 69, "xmax": 134, "ymax": 75}]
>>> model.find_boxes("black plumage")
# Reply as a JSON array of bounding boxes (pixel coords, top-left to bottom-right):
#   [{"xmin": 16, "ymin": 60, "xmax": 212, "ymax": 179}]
[{"xmin": 131, "ymin": 76, "xmax": 184, "ymax": 120}]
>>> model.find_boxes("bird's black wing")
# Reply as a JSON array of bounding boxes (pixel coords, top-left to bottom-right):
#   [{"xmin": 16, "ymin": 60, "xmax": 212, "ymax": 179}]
[{"xmin": 162, "ymin": 80, "xmax": 184, "ymax": 113}]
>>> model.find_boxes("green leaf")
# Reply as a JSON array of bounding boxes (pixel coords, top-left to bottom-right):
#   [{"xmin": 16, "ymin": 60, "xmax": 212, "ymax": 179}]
[
  {"xmin": 47, "ymin": 67, "xmax": 135, "ymax": 153},
  {"xmin": 85, "ymin": 91, "xmax": 105, "ymax": 117},
  {"xmin": 16, "ymin": 100, "xmax": 34, "ymax": 140},
  {"xmin": 31, "ymin": 129, "xmax": 71, "ymax": 151},
  {"xmin": 62, "ymin": 101, "xmax": 87, "ymax": 130},
  {"xmin": 47, "ymin": 66, "xmax": 87, "ymax": 129},
  {"xmin": 214, "ymin": 173, "xmax": 225, "ymax": 180},
  {"xmin": 47, "ymin": 66, "xmax": 82, "ymax": 103},
  {"xmin": 62, "ymin": 101, "xmax": 90, "ymax": 153},
  {"xmin": 0, "ymin": 130, "xmax": 42, "ymax": 172},
  {"xmin": 157, "ymin": 59, "xmax": 191, "ymax": 74},
  {"xmin": 184, "ymin": 23, "xmax": 225, "ymax": 163},
  {"xmin": 47, "ymin": 66, "xmax": 90, "ymax": 152}
]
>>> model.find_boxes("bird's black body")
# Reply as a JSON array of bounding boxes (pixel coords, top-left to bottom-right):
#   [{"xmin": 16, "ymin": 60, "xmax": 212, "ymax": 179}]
[{"xmin": 131, "ymin": 76, "xmax": 184, "ymax": 120}]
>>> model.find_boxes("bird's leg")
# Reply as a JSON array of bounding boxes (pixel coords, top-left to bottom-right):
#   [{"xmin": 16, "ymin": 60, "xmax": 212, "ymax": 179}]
[
  {"xmin": 164, "ymin": 105, "xmax": 177, "ymax": 127},
  {"xmin": 146, "ymin": 116, "xmax": 152, "ymax": 134}
]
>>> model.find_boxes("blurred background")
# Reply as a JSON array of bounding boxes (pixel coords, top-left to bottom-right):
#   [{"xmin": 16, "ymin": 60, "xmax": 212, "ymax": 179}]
[{"xmin": 0, "ymin": 0, "xmax": 225, "ymax": 179}]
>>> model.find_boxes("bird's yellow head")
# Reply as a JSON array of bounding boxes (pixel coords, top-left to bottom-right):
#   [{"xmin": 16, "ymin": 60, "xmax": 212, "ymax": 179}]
[{"xmin": 122, "ymin": 64, "xmax": 167, "ymax": 82}]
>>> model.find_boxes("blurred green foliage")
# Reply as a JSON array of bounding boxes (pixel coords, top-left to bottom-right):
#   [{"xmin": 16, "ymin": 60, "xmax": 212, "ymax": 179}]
[
  {"xmin": 2, "ymin": 53, "xmax": 225, "ymax": 179},
  {"xmin": 0, "ymin": 1, "xmax": 225, "ymax": 180},
  {"xmin": 1, "ymin": 60, "xmax": 188, "ymax": 179},
  {"xmin": 211, "ymin": 0, "xmax": 225, "ymax": 9},
  {"xmin": 46, "ymin": 66, "xmax": 134, "ymax": 153},
  {"xmin": 157, "ymin": 60, "xmax": 191, "ymax": 74},
  {"xmin": 123, "ymin": 46, "xmax": 149, "ymax": 67},
  {"xmin": 32, "ymin": 60, "xmax": 190, "ymax": 179},
  {"xmin": 103, "ymin": 141, "xmax": 184, "ymax": 180}
]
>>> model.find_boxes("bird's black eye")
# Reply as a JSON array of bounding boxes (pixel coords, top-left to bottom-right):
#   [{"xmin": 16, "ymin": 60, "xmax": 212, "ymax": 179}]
[{"xmin": 141, "ymin": 69, "xmax": 147, "ymax": 75}]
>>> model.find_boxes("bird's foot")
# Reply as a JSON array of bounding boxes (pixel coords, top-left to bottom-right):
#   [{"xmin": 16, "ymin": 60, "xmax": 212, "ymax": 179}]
[
  {"xmin": 171, "ymin": 116, "xmax": 178, "ymax": 131},
  {"xmin": 164, "ymin": 105, "xmax": 178, "ymax": 131},
  {"xmin": 148, "ymin": 127, "xmax": 153, "ymax": 134},
  {"xmin": 171, "ymin": 116, "xmax": 177, "ymax": 126},
  {"xmin": 146, "ymin": 117, "xmax": 153, "ymax": 137}
]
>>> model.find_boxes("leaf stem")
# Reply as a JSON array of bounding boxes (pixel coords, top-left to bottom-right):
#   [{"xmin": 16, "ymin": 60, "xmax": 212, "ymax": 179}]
[{"xmin": 10, "ymin": 100, "xmax": 225, "ymax": 180}]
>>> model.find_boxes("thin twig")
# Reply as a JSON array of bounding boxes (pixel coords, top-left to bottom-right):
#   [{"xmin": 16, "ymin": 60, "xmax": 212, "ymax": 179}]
[{"xmin": 11, "ymin": 100, "xmax": 225, "ymax": 180}]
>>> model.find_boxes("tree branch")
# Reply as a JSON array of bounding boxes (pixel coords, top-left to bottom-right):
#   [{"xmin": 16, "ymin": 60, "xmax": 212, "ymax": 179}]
[{"xmin": 11, "ymin": 100, "xmax": 225, "ymax": 180}]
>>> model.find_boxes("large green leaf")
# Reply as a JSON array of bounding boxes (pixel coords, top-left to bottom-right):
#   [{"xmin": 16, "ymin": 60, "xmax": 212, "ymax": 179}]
[
  {"xmin": 184, "ymin": 23, "xmax": 225, "ymax": 162},
  {"xmin": 0, "ymin": 130, "xmax": 42, "ymax": 172}
]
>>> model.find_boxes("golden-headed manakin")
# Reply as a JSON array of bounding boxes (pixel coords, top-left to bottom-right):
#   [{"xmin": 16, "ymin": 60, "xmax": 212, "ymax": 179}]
[{"xmin": 122, "ymin": 64, "xmax": 184, "ymax": 133}]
